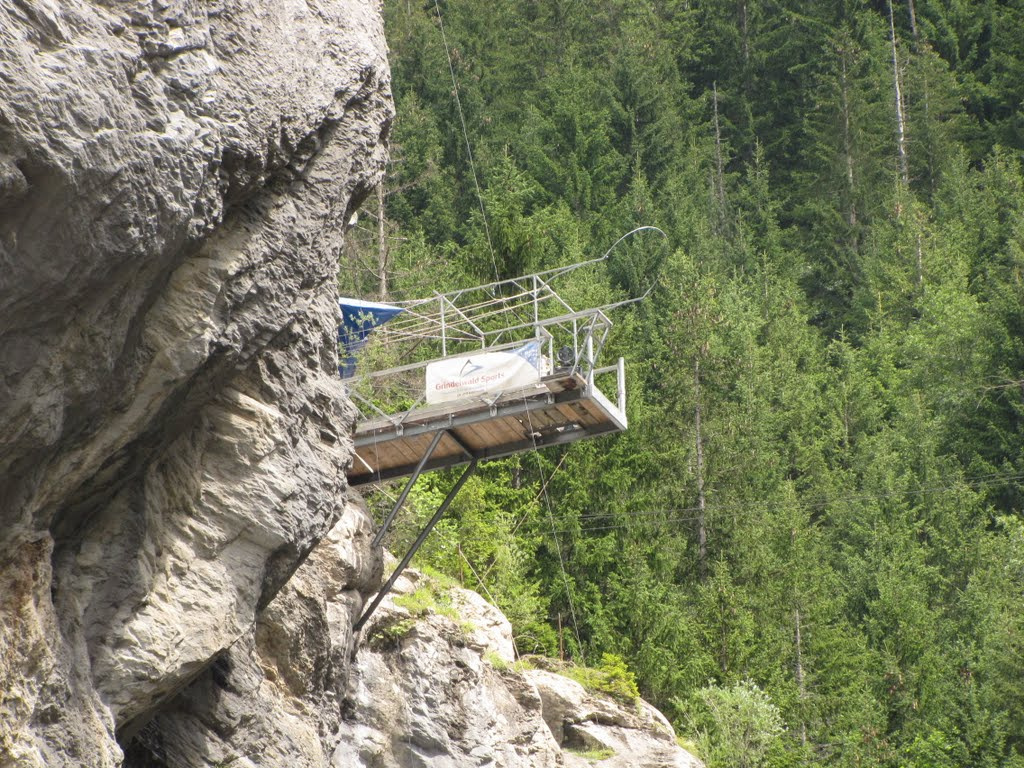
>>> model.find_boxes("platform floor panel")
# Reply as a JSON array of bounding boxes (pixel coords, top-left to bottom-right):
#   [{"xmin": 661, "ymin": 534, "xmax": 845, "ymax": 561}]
[{"xmin": 348, "ymin": 373, "xmax": 626, "ymax": 486}]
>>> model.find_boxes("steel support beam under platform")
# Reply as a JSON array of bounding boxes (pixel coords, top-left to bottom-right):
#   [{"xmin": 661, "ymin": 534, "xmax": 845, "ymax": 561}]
[
  {"xmin": 348, "ymin": 374, "xmax": 627, "ymax": 487},
  {"xmin": 353, "ymin": 458, "xmax": 478, "ymax": 633}
]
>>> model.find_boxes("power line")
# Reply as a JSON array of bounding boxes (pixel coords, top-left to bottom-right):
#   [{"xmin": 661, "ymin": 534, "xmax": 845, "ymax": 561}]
[
  {"xmin": 424, "ymin": 1, "xmax": 582, "ymax": 657},
  {"xmin": 530, "ymin": 470, "xmax": 1024, "ymax": 536},
  {"xmin": 523, "ymin": 405, "xmax": 584, "ymax": 660},
  {"xmin": 561, "ymin": 470, "xmax": 1024, "ymax": 523}
]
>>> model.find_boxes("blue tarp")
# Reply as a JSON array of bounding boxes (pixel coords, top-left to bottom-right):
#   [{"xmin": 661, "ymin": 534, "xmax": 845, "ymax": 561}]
[{"xmin": 338, "ymin": 298, "xmax": 404, "ymax": 378}]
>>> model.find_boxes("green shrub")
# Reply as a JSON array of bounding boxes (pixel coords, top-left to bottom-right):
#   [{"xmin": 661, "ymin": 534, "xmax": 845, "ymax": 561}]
[
  {"xmin": 393, "ymin": 579, "xmax": 458, "ymax": 622},
  {"xmin": 367, "ymin": 617, "xmax": 417, "ymax": 649},
  {"xmin": 563, "ymin": 653, "xmax": 641, "ymax": 705},
  {"xmin": 484, "ymin": 650, "xmax": 509, "ymax": 670}
]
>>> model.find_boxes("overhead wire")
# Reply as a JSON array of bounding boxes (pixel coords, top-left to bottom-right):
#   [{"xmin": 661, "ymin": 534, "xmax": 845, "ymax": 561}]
[
  {"xmin": 368, "ymin": 0, "xmax": 588, "ymax": 659},
  {"xmin": 432, "ymin": 0, "xmax": 500, "ymax": 283},
  {"xmin": 377, "ymin": 3, "xmax": 669, "ymax": 658},
  {"xmin": 433, "ymin": 0, "xmax": 587, "ymax": 657},
  {"xmin": 532, "ymin": 469, "xmax": 1024, "ymax": 536},
  {"xmin": 522, "ymin": 406, "xmax": 585, "ymax": 658}
]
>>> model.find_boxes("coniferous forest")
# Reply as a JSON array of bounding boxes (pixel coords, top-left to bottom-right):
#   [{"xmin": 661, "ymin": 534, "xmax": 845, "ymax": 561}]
[{"xmin": 341, "ymin": 1, "xmax": 1024, "ymax": 765}]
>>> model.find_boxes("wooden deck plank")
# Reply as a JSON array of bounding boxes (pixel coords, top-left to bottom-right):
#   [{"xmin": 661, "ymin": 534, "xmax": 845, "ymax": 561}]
[
  {"xmin": 456, "ymin": 424, "xmax": 494, "ymax": 452},
  {"xmin": 388, "ymin": 435, "xmax": 423, "ymax": 467},
  {"xmin": 568, "ymin": 400, "xmax": 604, "ymax": 427},
  {"xmin": 478, "ymin": 416, "xmax": 520, "ymax": 445},
  {"xmin": 349, "ymin": 378, "xmax": 626, "ymax": 485},
  {"xmin": 554, "ymin": 402, "xmax": 586, "ymax": 426},
  {"xmin": 498, "ymin": 416, "xmax": 533, "ymax": 443},
  {"xmin": 518, "ymin": 407, "xmax": 556, "ymax": 431},
  {"xmin": 579, "ymin": 398, "xmax": 610, "ymax": 422}
]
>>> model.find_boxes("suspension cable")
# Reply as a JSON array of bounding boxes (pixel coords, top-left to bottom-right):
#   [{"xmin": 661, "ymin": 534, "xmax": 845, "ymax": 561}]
[{"xmin": 432, "ymin": 0, "xmax": 501, "ymax": 284}]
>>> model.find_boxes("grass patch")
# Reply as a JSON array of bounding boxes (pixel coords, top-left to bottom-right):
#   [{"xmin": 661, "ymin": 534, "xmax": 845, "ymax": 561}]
[
  {"xmin": 485, "ymin": 652, "xmax": 538, "ymax": 674},
  {"xmin": 565, "ymin": 746, "xmax": 615, "ymax": 762},
  {"xmin": 484, "ymin": 650, "xmax": 509, "ymax": 670},
  {"xmin": 512, "ymin": 657, "xmax": 537, "ymax": 673},
  {"xmin": 367, "ymin": 617, "xmax": 417, "ymax": 649},
  {"xmin": 419, "ymin": 563, "xmax": 460, "ymax": 589},
  {"xmin": 393, "ymin": 579, "xmax": 459, "ymax": 622}
]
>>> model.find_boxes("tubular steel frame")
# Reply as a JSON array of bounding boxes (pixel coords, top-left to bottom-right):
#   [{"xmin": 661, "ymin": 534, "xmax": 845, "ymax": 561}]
[{"xmin": 348, "ymin": 227, "xmax": 666, "ymax": 634}]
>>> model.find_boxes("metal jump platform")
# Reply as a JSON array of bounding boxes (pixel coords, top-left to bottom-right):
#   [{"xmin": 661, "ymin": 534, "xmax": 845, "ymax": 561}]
[
  {"xmin": 343, "ymin": 227, "xmax": 666, "ymax": 632},
  {"xmin": 349, "ymin": 366, "xmax": 626, "ymax": 485}
]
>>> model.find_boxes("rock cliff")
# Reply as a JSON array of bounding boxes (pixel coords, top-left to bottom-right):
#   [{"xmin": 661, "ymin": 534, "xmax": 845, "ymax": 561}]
[
  {"xmin": 339, "ymin": 567, "xmax": 703, "ymax": 768},
  {"xmin": 0, "ymin": 2, "xmax": 699, "ymax": 767},
  {"xmin": 0, "ymin": 1, "xmax": 391, "ymax": 764},
  {"xmin": 136, "ymin": 547, "xmax": 703, "ymax": 768}
]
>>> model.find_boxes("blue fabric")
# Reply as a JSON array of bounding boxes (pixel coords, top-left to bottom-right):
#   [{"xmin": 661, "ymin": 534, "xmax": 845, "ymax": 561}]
[
  {"xmin": 338, "ymin": 298, "xmax": 404, "ymax": 377},
  {"xmin": 513, "ymin": 340, "xmax": 542, "ymax": 369}
]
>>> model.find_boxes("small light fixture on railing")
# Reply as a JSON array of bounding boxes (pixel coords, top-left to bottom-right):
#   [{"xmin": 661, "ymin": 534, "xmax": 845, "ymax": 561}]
[{"xmin": 556, "ymin": 345, "xmax": 575, "ymax": 370}]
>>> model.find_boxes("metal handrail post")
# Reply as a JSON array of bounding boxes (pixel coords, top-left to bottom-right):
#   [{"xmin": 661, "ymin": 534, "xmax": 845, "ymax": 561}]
[
  {"xmin": 586, "ymin": 331, "xmax": 595, "ymax": 388},
  {"xmin": 533, "ymin": 273, "xmax": 540, "ymax": 340},
  {"xmin": 440, "ymin": 296, "xmax": 447, "ymax": 356},
  {"xmin": 354, "ymin": 459, "xmax": 479, "ymax": 633},
  {"xmin": 617, "ymin": 356, "xmax": 626, "ymax": 414},
  {"xmin": 573, "ymin": 318, "xmax": 579, "ymax": 368}
]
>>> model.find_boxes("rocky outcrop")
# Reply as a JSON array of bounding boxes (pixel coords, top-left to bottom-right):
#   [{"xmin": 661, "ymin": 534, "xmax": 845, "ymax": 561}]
[
  {"xmin": 0, "ymin": 1, "xmax": 392, "ymax": 765},
  {"xmin": 121, "ymin": 501, "xmax": 381, "ymax": 767},
  {"xmin": 339, "ymin": 568, "xmax": 703, "ymax": 768},
  {"xmin": 112, "ymin": 529, "xmax": 702, "ymax": 767},
  {"xmin": 526, "ymin": 670, "xmax": 699, "ymax": 768},
  {"xmin": 0, "ymin": 2, "xmax": 700, "ymax": 767}
]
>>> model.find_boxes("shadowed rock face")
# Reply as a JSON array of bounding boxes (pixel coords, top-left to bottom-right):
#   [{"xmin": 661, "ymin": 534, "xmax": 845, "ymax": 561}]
[
  {"xmin": 122, "ymin": 505, "xmax": 383, "ymax": 768},
  {"xmin": 0, "ymin": 1, "xmax": 392, "ymax": 765}
]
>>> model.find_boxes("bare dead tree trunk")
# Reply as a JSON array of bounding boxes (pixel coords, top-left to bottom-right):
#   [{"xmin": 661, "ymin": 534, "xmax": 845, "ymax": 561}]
[
  {"xmin": 711, "ymin": 82, "xmax": 728, "ymax": 238},
  {"xmin": 838, "ymin": 42, "xmax": 858, "ymax": 248},
  {"xmin": 887, "ymin": 0, "xmax": 910, "ymax": 188},
  {"xmin": 376, "ymin": 181, "xmax": 389, "ymax": 301},
  {"xmin": 915, "ymin": 225, "xmax": 924, "ymax": 291},
  {"xmin": 905, "ymin": 0, "xmax": 927, "ymax": 290},
  {"xmin": 795, "ymin": 604, "xmax": 808, "ymax": 747},
  {"xmin": 738, "ymin": 1, "xmax": 750, "ymax": 65},
  {"xmin": 695, "ymin": 357, "xmax": 708, "ymax": 582}
]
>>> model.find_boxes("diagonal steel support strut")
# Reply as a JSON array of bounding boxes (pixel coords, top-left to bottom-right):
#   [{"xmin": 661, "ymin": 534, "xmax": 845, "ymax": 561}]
[
  {"xmin": 370, "ymin": 430, "xmax": 445, "ymax": 549},
  {"xmin": 354, "ymin": 458, "xmax": 478, "ymax": 633}
]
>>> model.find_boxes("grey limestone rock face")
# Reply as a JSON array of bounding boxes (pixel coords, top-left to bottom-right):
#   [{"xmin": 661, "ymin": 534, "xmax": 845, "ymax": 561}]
[
  {"xmin": 337, "ymin": 569, "xmax": 565, "ymax": 768},
  {"xmin": 0, "ymin": 0, "xmax": 392, "ymax": 765},
  {"xmin": 335, "ymin": 569, "xmax": 703, "ymax": 768},
  {"xmin": 121, "ymin": 502, "xmax": 382, "ymax": 767},
  {"xmin": 525, "ymin": 670, "xmax": 702, "ymax": 768}
]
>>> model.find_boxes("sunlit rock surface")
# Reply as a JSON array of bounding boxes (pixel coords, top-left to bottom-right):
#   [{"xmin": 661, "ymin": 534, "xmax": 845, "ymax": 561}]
[
  {"xmin": 337, "ymin": 568, "xmax": 703, "ymax": 768},
  {"xmin": 0, "ymin": 2, "xmax": 701, "ymax": 766}
]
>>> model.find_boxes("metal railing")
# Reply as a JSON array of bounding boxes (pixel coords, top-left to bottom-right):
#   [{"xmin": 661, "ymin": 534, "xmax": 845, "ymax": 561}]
[
  {"xmin": 346, "ymin": 290, "xmax": 615, "ymax": 427},
  {"xmin": 344, "ymin": 226, "xmax": 666, "ymax": 426}
]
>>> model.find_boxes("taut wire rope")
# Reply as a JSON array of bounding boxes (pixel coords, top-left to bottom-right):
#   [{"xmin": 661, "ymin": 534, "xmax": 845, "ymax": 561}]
[
  {"xmin": 432, "ymin": 0, "xmax": 501, "ymax": 284},
  {"xmin": 522, "ymin": 405, "xmax": 585, "ymax": 658},
  {"xmin": 428, "ymin": 0, "xmax": 585, "ymax": 658},
  {"xmin": 543, "ymin": 469, "xmax": 1024, "ymax": 535}
]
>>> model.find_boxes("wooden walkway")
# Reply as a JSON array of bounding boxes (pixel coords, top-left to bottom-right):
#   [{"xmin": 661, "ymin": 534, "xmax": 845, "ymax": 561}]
[{"xmin": 347, "ymin": 373, "xmax": 627, "ymax": 486}]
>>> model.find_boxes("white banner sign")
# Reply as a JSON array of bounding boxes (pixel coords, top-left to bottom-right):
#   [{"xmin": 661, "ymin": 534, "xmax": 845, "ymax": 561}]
[{"xmin": 426, "ymin": 341, "xmax": 543, "ymax": 405}]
